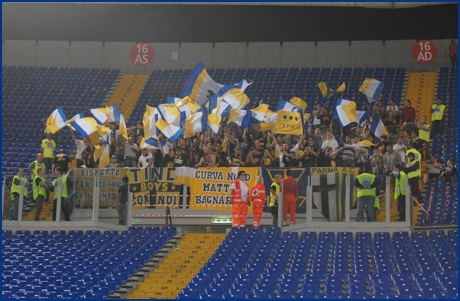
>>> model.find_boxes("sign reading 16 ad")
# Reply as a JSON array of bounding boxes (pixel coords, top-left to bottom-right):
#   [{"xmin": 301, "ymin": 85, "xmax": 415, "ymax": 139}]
[{"xmin": 130, "ymin": 43, "xmax": 154, "ymax": 66}]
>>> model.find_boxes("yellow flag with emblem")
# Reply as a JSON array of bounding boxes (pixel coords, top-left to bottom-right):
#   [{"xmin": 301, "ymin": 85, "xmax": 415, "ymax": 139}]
[{"xmin": 274, "ymin": 111, "xmax": 303, "ymax": 135}]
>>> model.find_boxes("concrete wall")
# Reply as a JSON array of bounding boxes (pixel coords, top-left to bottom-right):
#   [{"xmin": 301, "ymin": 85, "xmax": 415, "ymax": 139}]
[{"xmin": 3, "ymin": 39, "xmax": 452, "ymax": 73}]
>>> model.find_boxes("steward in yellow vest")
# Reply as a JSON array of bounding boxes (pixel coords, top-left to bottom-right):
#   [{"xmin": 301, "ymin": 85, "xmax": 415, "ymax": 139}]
[
  {"xmin": 404, "ymin": 150, "xmax": 423, "ymax": 206},
  {"xmin": 10, "ymin": 168, "xmax": 30, "ymax": 221},
  {"xmin": 269, "ymin": 174, "xmax": 282, "ymax": 227},
  {"xmin": 354, "ymin": 173, "xmax": 378, "ymax": 222},
  {"xmin": 417, "ymin": 116, "xmax": 431, "ymax": 143},
  {"xmin": 391, "ymin": 163, "xmax": 408, "ymax": 222},
  {"xmin": 430, "ymin": 98, "xmax": 446, "ymax": 138},
  {"xmin": 32, "ymin": 167, "xmax": 50, "ymax": 221},
  {"xmin": 50, "ymin": 167, "xmax": 72, "ymax": 221}
]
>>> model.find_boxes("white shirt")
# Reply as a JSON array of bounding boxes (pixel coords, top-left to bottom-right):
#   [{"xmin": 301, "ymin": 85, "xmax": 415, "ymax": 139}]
[
  {"xmin": 393, "ymin": 143, "xmax": 406, "ymax": 162},
  {"xmin": 75, "ymin": 139, "xmax": 84, "ymax": 159},
  {"xmin": 275, "ymin": 144, "xmax": 285, "ymax": 167},
  {"xmin": 321, "ymin": 139, "xmax": 339, "ymax": 151},
  {"xmin": 230, "ymin": 180, "xmax": 249, "ymax": 201},
  {"xmin": 138, "ymin": 153, "xmax": 153, "ymax": 168}
]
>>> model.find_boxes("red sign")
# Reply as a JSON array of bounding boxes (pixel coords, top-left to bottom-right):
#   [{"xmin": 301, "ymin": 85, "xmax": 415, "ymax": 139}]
[
  {"xmin": 130, "ymin": 43, "xmax": 154, "ymax": 66},
  {"xmin": 412, "ymin": 40, "xmax": 437, "ymax": 64}
]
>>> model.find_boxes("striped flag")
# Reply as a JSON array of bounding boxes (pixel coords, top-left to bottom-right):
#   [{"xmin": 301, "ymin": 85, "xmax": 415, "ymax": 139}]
[
  {"xmin": 158, "ymin": 104, "xmax": 181, "ymax": 127},
  {"xmin": 359, "ymin": 78, "xmax": 384, "ymax": 103},
  {"xmin": 181, "ymin": 61, "xmax": 224, "ymax": 105},
  {"xmin": 65, "ymin": 113, "xmax": 84, "ymax": 131},
  {"xmin": 155, "ymin": 119, "xmax": 184, "ymax": 142},
  {"xmin": 70, "ymin": 117, "xmax": 99, "ymax": 138},
  {"xmin": 45, "ymin": 107, "xmax": 68, "ymax": 134},
  {"xmin": 369, "ymin": 115, "xmax": 389, "ymax": 138},
  {"xmin": 90, "ymin": 107, "xmax": 108, "ymax": 124},
  {"xmin": 98, "ymin": 143, "xmax": 111, "ymax": 168},
  {"xmin": 184, "ymin": 111, "xmax": 207, "ymax": 137},
  {"xmin": 228, "ymin": 108, "xmax": 252, "ymax": 128}
]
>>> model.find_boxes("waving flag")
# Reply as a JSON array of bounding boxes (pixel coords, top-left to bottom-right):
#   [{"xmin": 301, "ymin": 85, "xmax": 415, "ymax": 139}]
[
  {"xmin": 176, "ymin": 97, "xmax": 201, "ymax": 116},
  {"xmin": 158, "ymin": 104, "xmax": 181, "ymax": 127},
  {"xmin": 118, "ymin": 114, "xmax": 128, "ymax": 140},
  {"xmin": 167, "ymin": 96, "xmax": 182, "ymax": 105},
  {"xmin": 181, "ymin": 61, "xmax": 224, "ymax": 105},
  {"xmin": 318, "ymin": 82, "xmax": 329, "ymax": 98},
  {"xmin": 336, "ymin": 82, "xmax": 346, "ymax": 93},
  {"xmin": 46, "ymin": 107, "xmax": 68, "ymax": 134},
  {"xmin": 140, "ymin": 136, "xmax": 161, "ymax": 149},
  {"xmin": 335, "ymin": 99, "xmax": 357, "ymax": 127},
  {"xmin": 97, "ymin": 125, "xmax": 110, "ymax": 143},
  {"xmin": 274, "ymin": 111, "xmax": 303, "ymax": 135},
  {"xmin": 370, "ymin": 115, "xmax": 389, "ymax": 138},
  {"xmin": 218, "ymin": 88, "xmax": 250, "ymax": 112},
  {"xmin": 290, "ymin": 97, "xmax": 308, "ymax": 112},
  {"xmin": 70, "ymin": 117, "xmax": 99, "ymax": 138},
  {"xmin": 277, "ymin": 99, "xmax": 302, "ymax": 113},
  {"xmin": 143, "ymin": 105, "xmax": 160, "ymax": 139},
  {"xmin": 360, "ymin": 78, "xmax": 384, "ymax": 103},
  {"xmin": 90, "ymin": 107, "xmax": 108, "ymax": 124},
  {"xmin": 184, "ymin": 111, "xmax": 207, "ymax": 137},
  {"xmin": 207, "ymin": 113, "xmax": 222, "ymax": 134},
  {"xmin": 251, "ymin": 104, "xmax": 270, "ymax": 122},
  {"xmin": 356, "ymin": 111, "xmax": 370, "ymax": 125},
  {"xmin": 228, "ymin": 108, "xmax": 252, "ymax": 128},
  {"xmin": 107, "ymin": 104, "xmax": 121, "ymax": 122},
  {"xmin": 155, "ymin": 119, "xmax": 184, "ymax": 142},
  {"xmin": 98, "ymin": 144, "xmax": 111, "ymax": 168},
  {"xmin": 65, "ymin": 113, "xmax": 84, "ymax": 130}
]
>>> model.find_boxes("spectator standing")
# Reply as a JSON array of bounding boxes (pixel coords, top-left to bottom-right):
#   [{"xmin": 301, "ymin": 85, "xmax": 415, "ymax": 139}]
[
  {"xmin": 10, "ymin": 168, "xmax": 29, "ymax": 221},
  {"xmin": 411, "ymin": 131, "xmax": 428, "ymax": 161},
  {"xmin": 138, "ymin": 148, "xmax": 153, "ymax": 168},
  {"xmin": 385, "ymin": 98, "xmax": 400, "ymax": 124},
  {"xmin": 71, "ymin": 130, "xmax": 86, "ymax": 168},
  {"xmin": 228, "ymin": 146, "xmax": 246, "ymax": 167},
  {"xmin": 449, "ymin": 39, "xmax": 458, "ymax": 67},
  {"xmin": 41, "ymin": 132, "xmax": 56, "ymax": 173},
  {"xmin": 52, "ymin": 149, "xmax": 72, "ymax": 174},
  {"xmin": 430, "ymin": 98, "xmax": 446, "ymax": 138},
  {"xmin": 84, "ymin": 153, "xmax": 96, "ymax": 168},
  {"xmin": 268, "ymin": 174, "xmax": 282, "ymax": 227},
  {"xmin": 384, "ymin": 145, "xmax": 402, "ymax": 175},
  {"xmin": 249, "ymin": 175, "xmax": 266, "ymax": 228},
  {"xmin": 281, "ymin": 169, "xmax": 298, "ymax": 226},
  {"xmin": 116, "ymin": 176, "xmax": 130, "ymax": 225},
  {"xmin": 109, "ymin": 122, "xmax": 121, "ymax": 144},
  {"xmin": 354, "ymin": 172, "xmax": 378, "ymax": 222},
  {"xmin": 229, "ymin": 171, "xmax": 249, "ymax": 228},
  {"xmin": 393, "ymin": 137, "xmax": 407, "ymax": 163},
  {"xmin": 124, "ymin": 136, "xmax": 139, "ymax": 167}
]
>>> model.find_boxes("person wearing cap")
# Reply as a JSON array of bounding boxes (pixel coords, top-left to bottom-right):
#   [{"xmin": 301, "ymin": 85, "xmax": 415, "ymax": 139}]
[
  {"xmin": 106, "ymin": 155, "xmax": 122, "ymax": 168},
  {"xmin": 41, "ymin": 132, "xmax": 56, "ymax": 173},
  {"xmin": 51, "ymin": 149, "xmax": 72, "ymax": 174},
  {"xmin": 124, "ymin": 136, "xmax": 139, "ymax": 167},
  {"xmin": 116, "ymin": 176, "xmax": 130, "ymax": 225},
  {"xmin": 404, "ymin": 149, "xmax": 423, "ymax": 206},
  {"xmin": 138, "ymin": 147, "xmax": 153, "ymax": 168},
  {"xmin": 229, "ymin": 171, "xmax": 249, "ymax": 228},
  {"xmin": 249, "ymin": 175, "xmax": 266, "ymax": 228}
]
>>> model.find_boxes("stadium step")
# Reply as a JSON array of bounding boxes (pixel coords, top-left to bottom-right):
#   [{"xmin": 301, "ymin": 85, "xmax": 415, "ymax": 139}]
[{"xmin": 126, "ymin": 233, "xmax": 226, "ymax": 299}]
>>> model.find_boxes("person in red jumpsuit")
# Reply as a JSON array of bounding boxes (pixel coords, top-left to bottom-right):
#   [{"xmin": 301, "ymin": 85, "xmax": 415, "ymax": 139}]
[
  {"xmin": 249, "ymin": 175, "xmax": 266, "ymax": 228},
  {"xmin": 281, "ymin": 169, "xmax": 298, "ymax": 226},
  {"xmin": 229, "ymin": 171, "xmax": 249, "ymax": 228}
]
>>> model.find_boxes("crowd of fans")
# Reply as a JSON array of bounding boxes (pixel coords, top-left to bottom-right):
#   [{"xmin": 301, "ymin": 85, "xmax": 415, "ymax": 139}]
[{"xmin": 28, "ymin": 97, "xmax": 456, "ymax": 185}]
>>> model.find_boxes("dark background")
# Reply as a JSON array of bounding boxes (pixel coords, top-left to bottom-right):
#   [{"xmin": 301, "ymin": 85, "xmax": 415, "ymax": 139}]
[{"xmin": 2, "ymin": 3, "xmax": 458, "ymax": 43}]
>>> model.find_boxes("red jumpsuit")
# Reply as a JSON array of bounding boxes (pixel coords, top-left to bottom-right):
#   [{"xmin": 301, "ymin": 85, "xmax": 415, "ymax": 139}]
[
  {"xmin": 280, "ymin": 176, "xmax": 298, "ymax": 224},
  {"xmin": 249, "ymin": 183, "xmax": 266, "ymax": 228},
  {"xmin": 231, "ymin": 179, "xmax": 249, "ymax": 227}
]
